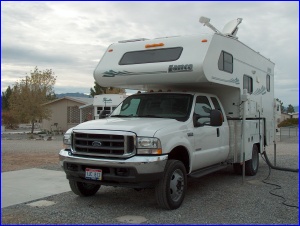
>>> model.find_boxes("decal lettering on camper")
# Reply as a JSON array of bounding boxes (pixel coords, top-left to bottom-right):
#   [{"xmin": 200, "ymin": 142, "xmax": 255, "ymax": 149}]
[
  {"xmin": 253, "ymin": 86, "xmax": 267, "ymax": 95},
  {"xmin": 103, "ymin": 98, "xmax": 112, "ymax": 103},
  {"xmin": 168, "ymin": 64, "xmax": 193, "ymax": 73}
]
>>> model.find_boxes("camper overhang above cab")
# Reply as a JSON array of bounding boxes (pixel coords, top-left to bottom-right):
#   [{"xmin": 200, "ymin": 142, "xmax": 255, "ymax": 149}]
[
  {"xmin": 94, "ymin": 16, "xmax": 274, "ymax": 93},
  {"xmin": 93, "ymin": 34, "xmax": 214, "ymax": 91}
]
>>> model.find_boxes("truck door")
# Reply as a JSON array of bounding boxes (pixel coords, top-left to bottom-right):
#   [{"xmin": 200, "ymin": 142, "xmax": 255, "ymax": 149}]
[{"xmin": 192, "ymin": 96, "xmax": 229, "ymax": 170}]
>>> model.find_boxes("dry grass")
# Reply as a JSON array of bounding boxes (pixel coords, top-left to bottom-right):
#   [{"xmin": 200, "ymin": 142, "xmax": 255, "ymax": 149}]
[{"xmin": 2, "ymin": 152, "xmax": 60, "ymax": 172}]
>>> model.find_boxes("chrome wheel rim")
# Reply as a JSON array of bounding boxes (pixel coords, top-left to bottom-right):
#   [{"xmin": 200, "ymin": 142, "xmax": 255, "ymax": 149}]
[{"xmin": 169, "ymin": 169, "xmax": 184, "ymax": 202}]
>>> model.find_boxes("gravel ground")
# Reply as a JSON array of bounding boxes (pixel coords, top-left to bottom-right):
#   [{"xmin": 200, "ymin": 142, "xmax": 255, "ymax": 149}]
[{"xmin": 1, "ymin": 133, "xmax": 299, "ymax": 224}]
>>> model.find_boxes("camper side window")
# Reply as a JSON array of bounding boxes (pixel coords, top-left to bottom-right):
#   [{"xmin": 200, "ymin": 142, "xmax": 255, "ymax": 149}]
[
  {"xmin": 266, "ymin": 74, "xmax": 270, "ymax": 92},
  {"xmin": 218, "ymin": 51, "xmax": 233, "ymax": 73},
  {"xmin": 243, "ymin": 75, "xmax": 253, "ymax": 94}
]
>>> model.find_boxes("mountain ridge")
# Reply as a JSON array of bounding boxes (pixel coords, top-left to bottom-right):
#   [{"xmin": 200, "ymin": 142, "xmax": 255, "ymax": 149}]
[{"xmin": 56, "ymin": 92, "xmax": 91, "ymax": 98}]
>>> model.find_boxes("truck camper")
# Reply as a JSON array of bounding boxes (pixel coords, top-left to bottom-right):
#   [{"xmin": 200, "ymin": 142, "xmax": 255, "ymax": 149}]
[{"xmin": 60, "ymin": 17, "xmax": 276, "ymax": 209}]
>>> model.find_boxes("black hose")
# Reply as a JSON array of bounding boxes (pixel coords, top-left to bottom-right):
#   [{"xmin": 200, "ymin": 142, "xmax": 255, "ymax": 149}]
[{"xmin": 262, "ymin": 151, "xmax": 298, "ymax": 173}]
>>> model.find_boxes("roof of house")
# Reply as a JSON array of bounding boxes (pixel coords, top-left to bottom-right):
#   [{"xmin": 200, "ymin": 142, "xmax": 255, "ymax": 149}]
[
  {"xmin": 79, "ymin": 103, "xmax": 94, "ymax": 109},
  {"xmin": 42, "ymin": 96, "xmax": 93, "ymax": 106}
]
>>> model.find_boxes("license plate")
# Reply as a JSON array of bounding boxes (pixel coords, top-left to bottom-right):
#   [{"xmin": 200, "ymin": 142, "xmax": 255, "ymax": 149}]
[{"xmin": 85, "ymin": 168, "xmax": 102, "ymax": 180}]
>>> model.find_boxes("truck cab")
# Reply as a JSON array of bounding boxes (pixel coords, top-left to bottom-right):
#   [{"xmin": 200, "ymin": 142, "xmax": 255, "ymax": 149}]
[{"xmin": 60, "ymin": 91, "xmax": 226, "ymax": 208}]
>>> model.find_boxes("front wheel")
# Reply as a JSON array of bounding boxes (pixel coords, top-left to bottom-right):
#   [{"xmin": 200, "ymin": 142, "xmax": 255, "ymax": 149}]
[
  {"xmin": 155, "ymin": 160, "xmax": 187, "ymax": 210},
  {"xmin": 69, "ymin": 180, "xmax": 101, "ymax": 196}
]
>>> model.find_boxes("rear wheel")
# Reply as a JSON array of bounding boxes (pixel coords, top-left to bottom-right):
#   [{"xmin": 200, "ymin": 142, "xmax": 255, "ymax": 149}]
[
  {"xmin": 155, "ymin": 160, "xmax": 187, "ymax": 210},
  {"xmin": 233, "ymin": 144, "xmax": 259, "ymax": 176},
  {"xmin": 69, "ymin": 180, "xmax": 100, "ymax": 196},
  {"xmin": 245, "ymin": 145, "xmax": 259, "ymax": 176}
]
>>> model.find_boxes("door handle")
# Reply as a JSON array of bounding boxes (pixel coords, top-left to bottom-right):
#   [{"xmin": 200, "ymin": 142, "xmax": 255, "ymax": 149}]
[{"xmin": 217, "ymin": 128, "xmax": 220, "ymax": 137}]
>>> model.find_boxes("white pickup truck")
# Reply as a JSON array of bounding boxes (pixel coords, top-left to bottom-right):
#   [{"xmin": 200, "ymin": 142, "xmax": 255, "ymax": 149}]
[{"xmin": 59, "ymin": 17, "xmax": 276, "ymax": 209}]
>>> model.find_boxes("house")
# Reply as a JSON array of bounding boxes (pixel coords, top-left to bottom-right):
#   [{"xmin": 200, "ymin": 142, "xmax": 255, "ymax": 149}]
[
  {"xmin": 280, "ymin": 112, "xmax": 292, "ymax": 123},
  {"xmin": 279, "ymin": 112, "xmax": 299, "ymax": 123},
  {"xmin": 41, "ymin": 94, "xmax": 126, "ymax": 133},
  {"xmin": 290, "ymin": 112, "xmax": 299, "ymax": 119},
  {"xmin": 92, "ymin": 94, "xmax": 126, "ymax": 119},
  {"xmin": 41, "ymin": 96, "xmax": 93, "ymax": 133}
]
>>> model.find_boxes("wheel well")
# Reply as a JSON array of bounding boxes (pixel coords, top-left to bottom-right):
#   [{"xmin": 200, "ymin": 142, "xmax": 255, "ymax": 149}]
[{"xmin": 168, "ymin": 146, "xmax": 190, "ymax": 172}]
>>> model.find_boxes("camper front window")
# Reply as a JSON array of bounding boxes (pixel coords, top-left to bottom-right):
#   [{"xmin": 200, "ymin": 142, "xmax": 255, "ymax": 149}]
[{"xmin": 119, "ymin": 47, "xmax": 183, "ymax": 65}]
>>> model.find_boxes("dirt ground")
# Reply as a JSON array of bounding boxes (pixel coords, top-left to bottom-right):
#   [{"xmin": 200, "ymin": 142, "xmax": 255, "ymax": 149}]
[
  {"xmin": 1, "ymin": 134, "xmax": 63, "ymax": 172},
  {"xmin": 2, "ymin": 152, "xmax": 60, "ymax": 172}
]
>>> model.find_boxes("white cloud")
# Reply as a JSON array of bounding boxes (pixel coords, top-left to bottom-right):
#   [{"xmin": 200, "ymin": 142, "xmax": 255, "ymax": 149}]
[{"xmin": 1, "ymin": 1, "xmax": 299, "ymax": 106}]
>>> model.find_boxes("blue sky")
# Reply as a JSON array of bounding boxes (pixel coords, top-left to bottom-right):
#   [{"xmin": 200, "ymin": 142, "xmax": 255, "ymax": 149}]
[{"xmin": 1, "ymin": 1, "xmax": 299, "ymax": 106}]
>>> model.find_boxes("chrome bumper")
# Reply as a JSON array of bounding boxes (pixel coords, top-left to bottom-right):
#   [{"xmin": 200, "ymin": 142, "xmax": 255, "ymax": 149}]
[{"xmin": 59, "ymin": 149, "xmax": 168, "ymax": 174}]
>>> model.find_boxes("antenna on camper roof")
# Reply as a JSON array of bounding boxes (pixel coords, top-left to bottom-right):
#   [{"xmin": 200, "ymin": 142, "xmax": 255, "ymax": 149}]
[
  {"xmin": 199, "ymin": 16, "xmax": 221, "ymax": 34},
  {"xmin": 199, "ymin": 16, "xmax": 243, "ymax": 39}
]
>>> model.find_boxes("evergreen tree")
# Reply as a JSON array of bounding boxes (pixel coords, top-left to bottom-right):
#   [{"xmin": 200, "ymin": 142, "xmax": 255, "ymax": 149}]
[
  {"xmin": 287, "ymin": 104, "xmax": 295, "ymax": 113},
  {"xmin": 1, "ymin": 86, "xmax": 12, "ymax": 111}
]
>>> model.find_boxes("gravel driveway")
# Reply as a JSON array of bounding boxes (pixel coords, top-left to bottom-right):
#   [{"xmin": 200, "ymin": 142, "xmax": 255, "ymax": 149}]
[{"xmin": 1, "ymin": 134, "xmax": 298, "ymax": 224}]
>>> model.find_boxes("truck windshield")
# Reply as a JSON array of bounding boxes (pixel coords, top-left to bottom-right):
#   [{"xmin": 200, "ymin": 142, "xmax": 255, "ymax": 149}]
[{"xmin": 110, "ymin": 93, "xmax": 193, "ymax": 122}]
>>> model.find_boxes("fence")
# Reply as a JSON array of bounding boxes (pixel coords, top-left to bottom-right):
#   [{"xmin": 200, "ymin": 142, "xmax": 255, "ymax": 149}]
[{"xmin": 279, "ymin": 126, "xmax": 299, "ymax": 142}]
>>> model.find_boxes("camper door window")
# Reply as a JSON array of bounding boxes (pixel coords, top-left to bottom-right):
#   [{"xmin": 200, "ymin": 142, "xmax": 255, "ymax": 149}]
[
  {"xmin": 119, "ymin": 47, "xmax": 183, "ymax": 65},
  {"xmin": 243, "ymin": 75, "xmax": 253, "ymax": 94}
]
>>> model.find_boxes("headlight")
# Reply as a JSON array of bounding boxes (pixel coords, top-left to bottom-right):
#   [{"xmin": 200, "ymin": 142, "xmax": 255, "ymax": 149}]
[
  {"xmin": 63, "ymin": 133, "xmax": 71, "ymax": 150},
  {"xmin": 137, "ymin": 137, "xmax": 162, "ymax": 155}
]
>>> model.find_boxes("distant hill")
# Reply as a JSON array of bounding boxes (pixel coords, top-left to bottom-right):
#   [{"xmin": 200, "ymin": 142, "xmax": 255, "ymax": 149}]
[{"xmin": 56, "ymin": 93, "xmax": 92, "ymax": 98}]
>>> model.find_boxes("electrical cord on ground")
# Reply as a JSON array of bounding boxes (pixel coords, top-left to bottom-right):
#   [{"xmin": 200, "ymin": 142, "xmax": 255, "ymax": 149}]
[
  {"xmin": 262, "ymin": 151, "xmax": 298, "ymax": 172},
  {"xmin": 260, "ymin": 153, "xmax": 299, "ymax": 209}
]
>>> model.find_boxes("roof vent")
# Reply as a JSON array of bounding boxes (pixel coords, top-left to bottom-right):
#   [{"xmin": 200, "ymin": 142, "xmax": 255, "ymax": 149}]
[{"xmin": 118, "ymin": 38, "xmax": 149, "ymax": 43}]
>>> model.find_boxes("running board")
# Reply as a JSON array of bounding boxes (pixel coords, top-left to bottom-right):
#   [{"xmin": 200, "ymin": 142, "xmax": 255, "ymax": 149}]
[{"xmin": 188, "ymin": 164, "xmax": 228, "ymax": 178}]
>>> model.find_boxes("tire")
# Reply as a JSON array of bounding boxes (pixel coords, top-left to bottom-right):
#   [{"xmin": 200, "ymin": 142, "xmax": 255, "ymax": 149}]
[
  {"xmin": 69, "ymin": 180, "xmax": 101, "ymax": 197},
  {"xmin": 155, "ymin": 160, "xmax": 187, "ymax": 210},
  {"xmin": 245, "ymin": 145, "xmax": 259, "ymax": 176},
  {"xmin": 233, "ymin": 163, "xmax": 242, "ymax": 175}
]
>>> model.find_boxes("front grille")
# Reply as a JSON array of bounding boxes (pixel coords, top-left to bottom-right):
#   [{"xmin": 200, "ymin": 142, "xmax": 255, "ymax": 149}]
[{"xmin": 72, "ymin": 132, "xmax": 135, "ymax": 157}]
